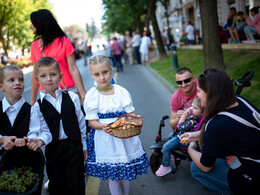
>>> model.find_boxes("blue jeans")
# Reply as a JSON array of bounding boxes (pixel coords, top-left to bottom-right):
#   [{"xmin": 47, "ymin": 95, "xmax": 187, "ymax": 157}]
[
  {"xmin": 162, "ymin": 135, "xmax": 187, "ymax": 167},
  {"xmin": 190, "ymin": 159, "xmax": 232, "ymax": 195},
  {"xmin": 133, "ymin": 46, "xmax": 141, "ymax": 64},
  {"xmin": 244, "ymin": 26, "xmax": 258, "ymax": 40},
  {"xmin": 114, "ymin": 55, "xmax": 123, "ymax": 71}
]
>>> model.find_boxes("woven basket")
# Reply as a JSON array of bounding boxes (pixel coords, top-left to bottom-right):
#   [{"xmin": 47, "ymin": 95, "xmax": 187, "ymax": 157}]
[{"xmin": 108, "ymin": 114, "xmax": 144, "ymax": 139}]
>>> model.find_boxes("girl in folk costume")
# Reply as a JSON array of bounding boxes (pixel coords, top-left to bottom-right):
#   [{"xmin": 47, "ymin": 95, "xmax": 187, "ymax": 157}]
[{"xmin": 84, "ymin": 55, "xmax": 149, "ymax": 195}]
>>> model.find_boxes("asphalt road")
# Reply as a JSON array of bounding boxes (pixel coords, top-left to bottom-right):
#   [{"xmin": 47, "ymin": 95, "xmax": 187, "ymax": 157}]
[{"xmin": 0, "ymin": 52, "xmax": 216, "ymax": 195}]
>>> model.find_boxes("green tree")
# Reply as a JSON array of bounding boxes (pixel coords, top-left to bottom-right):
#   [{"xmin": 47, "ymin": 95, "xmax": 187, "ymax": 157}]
[
  {"xmin": 0, "ymin": 0, "xmax": 51, "ymax": 56},
  {"xmin": 71, "ymin": 24, "xmax": 87, "ymax": 36},
  {"xmin": 102, "ymin": 0, "xmax": 148, "ymax": 35},
  {"xmin": 102, "ymin": 0, "xmax": 167, "ymax": 59},
  {"xmin": 149, "ymin": 0, "xmax": 167, "ymax": 59},
  {"xmin": 86, "ymin": 19, "xmax": 97, "ymax": 40}
]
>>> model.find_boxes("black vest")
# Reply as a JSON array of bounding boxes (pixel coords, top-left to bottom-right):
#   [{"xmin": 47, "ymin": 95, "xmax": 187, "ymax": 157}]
[
  {"xmin": 37, "ymin": 91, "xmax": 81, "ymax": 142},
  {"xmin": 0, "ymin": 101, "xmax": 30, "ymax": 138},
  {"xmin": 0, "ymin": 101, "xmax": 40, "ymax": 171}
]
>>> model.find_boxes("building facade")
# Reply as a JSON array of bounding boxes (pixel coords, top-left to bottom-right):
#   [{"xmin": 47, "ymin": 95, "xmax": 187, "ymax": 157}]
[{"xmin": 154, "ymin": 0, "xmax": 260, "ymax": 44}]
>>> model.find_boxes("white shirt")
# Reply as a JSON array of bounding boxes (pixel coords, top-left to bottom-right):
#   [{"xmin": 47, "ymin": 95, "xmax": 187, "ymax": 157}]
[
  {"xmin": 0, "ymin": 96, "xmax": 52, "ymax": 149},
  {"xmin": 34, "ymin": 88, "xmax": 87, "ymax": 150},
  {"xmin": 132, "ymin": 34, "xmax": 141, "ymax": 47},
  {"xmin": 139, "ymin": 36, "xmax": 152, "ymax": 54},
  {"xmin": 186, "ymin": 24, "xmax": 195, "ymax": 40}
]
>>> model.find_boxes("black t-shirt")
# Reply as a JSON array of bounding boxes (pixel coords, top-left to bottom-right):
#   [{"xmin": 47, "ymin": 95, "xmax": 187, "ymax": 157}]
[{"xmin": 200, "ymin": 97, "xmax": 260, "ymax": 177}]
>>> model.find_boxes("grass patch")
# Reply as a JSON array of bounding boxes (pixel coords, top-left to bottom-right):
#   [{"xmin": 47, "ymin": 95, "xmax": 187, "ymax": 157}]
[{"xmin": 150, "ymin": 49, "xmax": 260, "ymax": 107}]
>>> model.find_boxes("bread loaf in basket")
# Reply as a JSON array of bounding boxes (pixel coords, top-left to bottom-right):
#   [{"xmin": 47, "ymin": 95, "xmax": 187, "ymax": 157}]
[{"xmin": 108, "ymin": 114, "xmax": 144, "ymax": 138}]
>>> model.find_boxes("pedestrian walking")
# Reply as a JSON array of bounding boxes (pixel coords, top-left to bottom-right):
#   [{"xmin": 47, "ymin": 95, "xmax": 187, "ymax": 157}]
[
  {"xmin": 139, "ymin": 31, "xmax": 152, "ymax": 65},
  {"xmin": 29, "ymin": 9, "xmax": 86, "ymax": 106},
  {"xmin": 126, "ymin": 36, "xmax": 134, "ymax": 65},
  {"xmin": 110, "ymin": 37, "xmax": 123, "ymax": 72},
  {"xmin": 132, "ymin": 31, "xmax": 141, "ymax": 64}
]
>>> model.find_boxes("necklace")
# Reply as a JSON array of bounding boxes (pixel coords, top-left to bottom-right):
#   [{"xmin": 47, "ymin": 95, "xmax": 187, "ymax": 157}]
[{"xmin": 96, "ymin": 84, "xmax": 113, "ymax": 92}]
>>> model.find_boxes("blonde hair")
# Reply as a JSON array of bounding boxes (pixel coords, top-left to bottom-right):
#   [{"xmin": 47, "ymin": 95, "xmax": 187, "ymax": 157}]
[
  {"xmin": 88, "ymin": 55, "xmax": 111, "ymax": 68},
  {"xmin": 0, "ymin": 65, "xmax": 22, "ymax": 83},
  {"xmin": 192, "ymin": 98, "xmax": 204, "ymax": 114}
]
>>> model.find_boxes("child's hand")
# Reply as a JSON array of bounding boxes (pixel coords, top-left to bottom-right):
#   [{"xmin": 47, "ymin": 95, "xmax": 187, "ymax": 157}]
[
  {"xmin": 83, "ymin": 150, "xmax": 88, "ymax": 161},
  {"xmin": 14, "ymin": 138, "xmax": 26, "ymax": 147},
  {"xmin": 128, "ymin": 114, "xmax": 141, "ymax": 120},
  {"xmin": 2, "ymin": 136, "xmax": 16, "ymax": 150},
  {"xmin": 184, "ymin": 107, "xmax": 193, "ymax": 115},
  {"xmin": 103, "ymin": 124, "xmax": 113, "ymax": 136},
  {"xmin": 179, "ymin": 132, "xmax": 199, "ymax": 145},
  {"xmin": 177, "ymin": 110, "xmax": 184, "ymax": 118},
  {"xmin": 25, "ymin": 138, "xmax": 44, "ymax": 151}
]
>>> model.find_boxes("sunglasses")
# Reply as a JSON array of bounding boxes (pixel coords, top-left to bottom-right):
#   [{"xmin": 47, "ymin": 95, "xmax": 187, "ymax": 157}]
[{"xmin": 176, "ymin": 77, "xmax": 193, "ymax": 85}]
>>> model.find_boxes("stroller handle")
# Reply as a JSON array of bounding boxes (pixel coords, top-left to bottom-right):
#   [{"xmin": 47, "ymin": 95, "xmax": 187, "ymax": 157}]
[
  {"xmin": 235, "ymin": 70, "xmax": 254, "ymax": 95},
  {"xmin": 235, "ymin": 70, "xmax": 254, "ymax": 87}
]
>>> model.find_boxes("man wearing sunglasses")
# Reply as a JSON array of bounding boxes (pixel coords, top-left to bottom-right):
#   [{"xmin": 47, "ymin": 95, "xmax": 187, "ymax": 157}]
[{"xmin": 170, "ymin": 67, "xmax": 198, "ymax": 129}]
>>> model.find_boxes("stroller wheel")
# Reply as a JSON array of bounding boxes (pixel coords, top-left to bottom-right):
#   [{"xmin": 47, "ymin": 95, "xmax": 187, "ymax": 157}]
[{"xmin": 150, "ymin": 152, "xmax": 162, "ymax": 174}]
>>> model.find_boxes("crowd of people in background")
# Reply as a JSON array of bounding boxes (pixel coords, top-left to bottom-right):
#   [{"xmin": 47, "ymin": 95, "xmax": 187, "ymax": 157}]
[
  {"xmin": 0, "ymin": 53, "xmax": 8, "ymax": 66},
  {"xmin": 221, "ymin": 6, "xmax": 260, "ymax": 44},
  {"xmin": 179, "ymin": 6, "xmax": 260, "ymax": 46},
  {"xmin": 101, "ymin": 30, "xmax": 154, "ymax": 71}
]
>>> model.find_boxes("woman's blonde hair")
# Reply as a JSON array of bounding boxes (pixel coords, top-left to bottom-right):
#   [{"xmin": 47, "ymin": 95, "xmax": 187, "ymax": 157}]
[{"xmin": 88, "ymin": 55, "xmax": 111, "ymax": 68}]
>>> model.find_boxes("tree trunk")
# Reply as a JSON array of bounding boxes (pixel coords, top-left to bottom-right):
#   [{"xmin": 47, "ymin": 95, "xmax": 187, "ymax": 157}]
[
  {"xmin": 149, "ymin": 0, "xmax": 167, "ymax": 60},
  {"xmin": 145, "ymin": 6, "xmax": 150, "ymax": 30},
  {"xmin": 163, "ymin": 0, "xmax": 174, "ymax": 44},
  {"xmin": 199, "ymin": 0, "xmax": 225, "ymax": 70},
  {"xmin": 135, "ymin": 15, "xmax": 144, "ymax": 35}
]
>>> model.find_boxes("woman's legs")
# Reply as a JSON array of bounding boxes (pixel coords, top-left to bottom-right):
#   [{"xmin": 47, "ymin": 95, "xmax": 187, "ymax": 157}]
[
  {"xmin": 190, "ymin": 159, "xmax": 232, "ymax": 195},
  {"xmin": 244, "ymin": 26, "xmax": 258, "ymax": 40}
]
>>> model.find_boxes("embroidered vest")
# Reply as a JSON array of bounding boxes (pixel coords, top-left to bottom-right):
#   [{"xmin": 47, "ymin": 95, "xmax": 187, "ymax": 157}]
[{"xmin": 37, "ymin": 91, "xmax": 81, "ymax": 142}]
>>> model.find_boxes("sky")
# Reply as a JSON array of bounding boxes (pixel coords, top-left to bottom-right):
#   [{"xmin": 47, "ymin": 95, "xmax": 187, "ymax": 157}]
[{"xmin": 48, "ymin": 0, "xmax": 104, "ymax": 29}]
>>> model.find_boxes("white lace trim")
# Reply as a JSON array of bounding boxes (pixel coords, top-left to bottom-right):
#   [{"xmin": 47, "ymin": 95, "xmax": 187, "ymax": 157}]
[{"xmin": 96, "ymin": 149, "xmax": 145, "ymax": 164}]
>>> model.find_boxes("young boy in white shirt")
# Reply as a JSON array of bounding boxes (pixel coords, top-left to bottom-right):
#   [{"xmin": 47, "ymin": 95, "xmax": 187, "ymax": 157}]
[
  {"xmin": 0, "ymin": 65, "xmax": 52, "ymax": 151},
  {"xmin": 33, "ymin": 57, "xmax": 87, "ymax": 195},
  {"xmin": 0, "ymin": 65, "xmax": 52, "ymax": 186}
]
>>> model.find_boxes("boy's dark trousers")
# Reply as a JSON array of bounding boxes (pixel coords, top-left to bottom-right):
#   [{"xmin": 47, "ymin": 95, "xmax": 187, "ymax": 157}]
[{"xmin": 45, "ymin": 139, "xmax": 85, "ymax": 195}]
